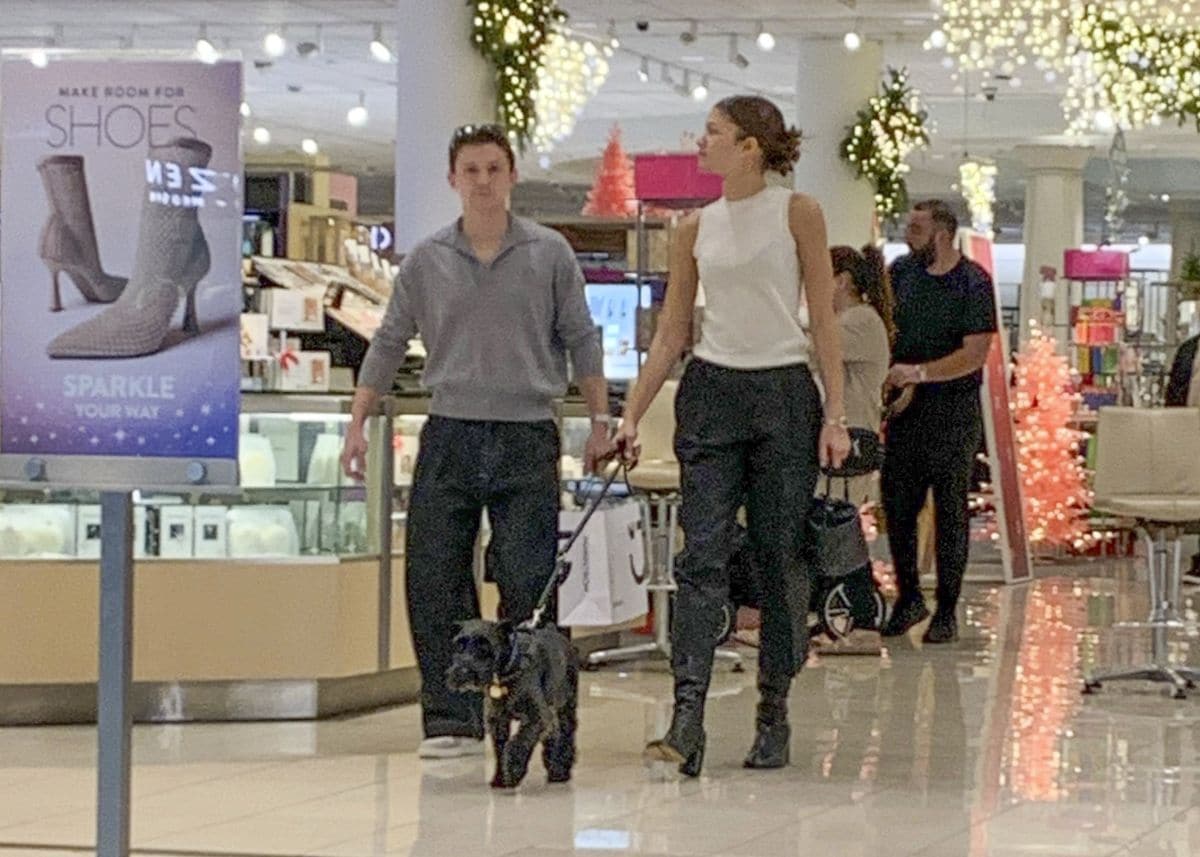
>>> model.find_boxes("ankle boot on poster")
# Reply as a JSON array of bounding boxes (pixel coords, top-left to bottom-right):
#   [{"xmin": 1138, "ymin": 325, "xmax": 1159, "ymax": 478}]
[
  {"xmin": 37, "ymin": 155, "xmax": 128, "ymax": 310},
  {"xmin": 46, "ymin": 138, "xmax": 212, "ymax": 359}
]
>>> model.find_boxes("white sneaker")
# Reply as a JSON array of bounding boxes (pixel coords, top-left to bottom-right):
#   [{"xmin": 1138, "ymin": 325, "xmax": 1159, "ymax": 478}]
[{"xmin": 418, "ymin": 736, "xmax": 486, "ymax": 759}]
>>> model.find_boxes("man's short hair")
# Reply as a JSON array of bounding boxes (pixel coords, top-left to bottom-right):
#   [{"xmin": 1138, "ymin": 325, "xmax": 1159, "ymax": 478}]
[
  {"xmin": 448, "ymin": 123, "xmax": 516, "ymax": 172},
  {"xmin": 913, "ymin": 199, "xmax": 959, "ymax": 237}
]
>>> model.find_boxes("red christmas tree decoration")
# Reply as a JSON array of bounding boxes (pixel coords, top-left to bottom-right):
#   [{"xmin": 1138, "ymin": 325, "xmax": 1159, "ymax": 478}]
[
  {"xmin": 582, "ymin": 124, "xmax": 637, "ymax": 217},
  {"xmin": 1010, "ymin": 328, "xmax": 1094, "ymax": 550}
]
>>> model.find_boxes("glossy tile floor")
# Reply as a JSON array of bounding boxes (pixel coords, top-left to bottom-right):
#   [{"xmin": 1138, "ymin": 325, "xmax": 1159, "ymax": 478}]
[{"xmin": 5, "ymin": 565, "xmax": 1200, "ymax": 857}]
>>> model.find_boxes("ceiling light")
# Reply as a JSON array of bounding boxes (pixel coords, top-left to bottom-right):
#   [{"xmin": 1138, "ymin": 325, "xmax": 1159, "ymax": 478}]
[
  {"xmin": 301, "ymin": 138, "xmax": 319, "ymax": 156},
  {"xmin": 692, "ymin": 75, "xmax": 710, "ymax": 101},
  {"xmin": 347, "ymin": 92, "xmax": 369, "ymax": 127},
  {"xmin": 29, "ymin": 48, "xmax": 48, "ymax": 68},
  {"xmin": 263, "ymin": 30, "xmax": 286, "ymax": 58},
  {"xmin": 929, "ymin": 28, "xmax": 947, "ymax": 49},
  {"xmin": 843, "ymin": 31, "xmax": 862, "ymax": 52},
  {"xmin": 755, "ymin": 22, "xmax": 775, "ymax": 52},
  {"xmin": 252, "ymin": 126, "xmax": 271, "ymax": 144},
  {"xmin": 680, "ymin": 20, "xmax": 697, "ymax": 45},
  {"xmin": 728, "ymin": 35, "xmax": 749, "ymax": 69},
  {"xmin": 607, "ymin": 19, "xmax": 620, "ymax": 49},
  {"xmin": 239, "ymin": 101, "xmax": 251, "ymax": 118},
  {"xmin": 1162, "ymin": 193, "xmax": 1171, "ymax": 202},
  {"xmin": 1138, "ymin": 235, "xmax": 1150, "ymax": 246},
  {"xmin": 369, "ymin": 22, "xmax": 393, "ymax": 62},
  {"xmin": 195, "ymin": 25, "xmax": 218, "ymax": 63},
  {"xmin": 637, "ymin": 56, "xmax": 650, "ymax": 82}
]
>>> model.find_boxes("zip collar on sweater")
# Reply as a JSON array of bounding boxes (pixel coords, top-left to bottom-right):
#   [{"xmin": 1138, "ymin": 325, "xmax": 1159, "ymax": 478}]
[{"xmin": 432, "ymin": 215, "xmax": 539, "ymax": 267}]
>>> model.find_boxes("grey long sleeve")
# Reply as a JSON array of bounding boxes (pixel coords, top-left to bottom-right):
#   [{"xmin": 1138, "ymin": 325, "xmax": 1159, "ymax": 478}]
[{"xmin": 358, "ymin": 256, "xmax": 418, "ymax": 394}]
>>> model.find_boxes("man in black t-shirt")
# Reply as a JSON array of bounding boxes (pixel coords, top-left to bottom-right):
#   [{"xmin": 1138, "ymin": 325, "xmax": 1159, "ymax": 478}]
[{"xmin": 881, "ymin": 200, "xmax": 998, "ymax": 643}]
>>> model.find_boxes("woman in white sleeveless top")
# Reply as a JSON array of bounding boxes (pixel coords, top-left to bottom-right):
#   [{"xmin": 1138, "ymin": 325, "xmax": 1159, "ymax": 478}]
[{"xmin": 615, "ymin": 96, "xmax": 850, "ymax": 776}]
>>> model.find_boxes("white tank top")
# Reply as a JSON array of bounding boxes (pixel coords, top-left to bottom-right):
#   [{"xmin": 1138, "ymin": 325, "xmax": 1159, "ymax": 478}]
[{"xmin": 692, "ymin": 185, "xmax": 809, "ymax": 369}]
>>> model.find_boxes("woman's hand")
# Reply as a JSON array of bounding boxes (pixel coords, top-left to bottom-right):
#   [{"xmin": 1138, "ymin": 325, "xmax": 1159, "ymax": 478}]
[
  {"xmin": 612, "ymin": 419, "xmax": 641, "ymax": 468},
  {"xmin": 819, "ymin": 423, "xmax": 851, "ymax": 471}
]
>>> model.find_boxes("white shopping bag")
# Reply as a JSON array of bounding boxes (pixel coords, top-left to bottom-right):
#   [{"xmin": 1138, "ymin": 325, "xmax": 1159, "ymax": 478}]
[{"xmin": 557, "ymin": 501, "xmax": 649, "ymax": 627}]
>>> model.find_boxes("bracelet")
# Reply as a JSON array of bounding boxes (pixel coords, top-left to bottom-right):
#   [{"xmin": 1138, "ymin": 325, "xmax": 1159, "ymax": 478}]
[
  {"xmin": 590, "ymin": 414, "xmax": 611, "ymax": 427},
  {"xmin": 917, "ymin": 364, "xmax": 929, "ymax": 383},
  {"xmin": 824, "ymin": 415, "xmax": 848, "ymax": 428}
]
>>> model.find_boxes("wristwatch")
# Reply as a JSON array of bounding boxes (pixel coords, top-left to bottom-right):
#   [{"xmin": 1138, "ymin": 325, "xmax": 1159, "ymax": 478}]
[
  {"xmin": 590, "ymin": 414, "xmax": 612, "ymax": 429},
  {"xmin": 824, "ymin": 415, "xmax": 848, "ymax": 428},
  {"xmin": 917, "ymin": 364, "xmax": 929, "ymax": 383}
]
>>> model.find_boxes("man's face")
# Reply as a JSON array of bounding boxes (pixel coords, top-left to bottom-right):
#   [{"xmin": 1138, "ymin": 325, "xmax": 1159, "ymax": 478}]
[
  {"xmin": 905, "ymin": 209, "xmax": 938, "ymax": 265},
  {"xmin": 448, "ymin": 143, "xmax": 517, "ymax": 213}
]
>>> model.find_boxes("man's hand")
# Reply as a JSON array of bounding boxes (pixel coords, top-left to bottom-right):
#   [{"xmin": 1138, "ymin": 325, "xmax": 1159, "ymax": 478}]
[
  {"xmin": 340, "ymin": 423, "xmax": 369, "ymax": 482},
  {"xmin": 886, "ymin": 363, "xmax": 924, "ymax": 391},
  {"xmin": 584, "ymin": 424, "xmax": 614, "ymax": 474}
]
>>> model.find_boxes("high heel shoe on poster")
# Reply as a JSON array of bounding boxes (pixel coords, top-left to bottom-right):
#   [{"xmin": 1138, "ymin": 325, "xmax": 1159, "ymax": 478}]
[
  {"xmin": 37, "ymin": 155, "xmax": 128, "ymax": 310},
  {"xmin": 46, "ymin": 138, "xmax": 212, "ymax": 359}
]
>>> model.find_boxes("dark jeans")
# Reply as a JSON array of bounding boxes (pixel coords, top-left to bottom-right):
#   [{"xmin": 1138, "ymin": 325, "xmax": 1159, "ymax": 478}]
[
  {"xmin": 881, "ymin": 389, "xmax": 983, "ymax": 615},
  {"xmin": 673, "ymin": 358, "xmax": 822, "ymax": 690},
  {"xmin": 406, "ymin": 416, "xmax": 560, "ymax": 739}
]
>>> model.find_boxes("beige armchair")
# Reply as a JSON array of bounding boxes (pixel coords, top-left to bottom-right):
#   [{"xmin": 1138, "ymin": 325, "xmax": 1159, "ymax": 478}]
[{"xmin": 1084, "ymin": 407, "xmax": 1200, "ymax": 698}]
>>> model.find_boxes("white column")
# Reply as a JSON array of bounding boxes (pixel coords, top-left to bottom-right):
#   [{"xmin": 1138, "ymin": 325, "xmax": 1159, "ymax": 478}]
[
  {"xmin": 1166, "ymin": 198, "xmax": 1200, "ymax": 345},
  {"xmin": 794, "ymin": 39, "xmax": 882, "ymax": 247},
  {"xmin": 1014, "ymin": 144, "xmax": 1092, "ymax": 343},
  {"xmin": 395, "ymin": 0, "xmax": 494, "ymax": 252}
]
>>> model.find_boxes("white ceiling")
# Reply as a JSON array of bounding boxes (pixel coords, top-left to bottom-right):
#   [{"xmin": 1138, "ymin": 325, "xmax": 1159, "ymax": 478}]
[{"xmin": 5, "ymin": 0, "xmax": 1200, "ymax": 223}]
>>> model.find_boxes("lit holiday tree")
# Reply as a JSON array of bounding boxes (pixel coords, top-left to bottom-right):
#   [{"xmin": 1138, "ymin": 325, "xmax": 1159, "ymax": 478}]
[
  {"xmin": 1011, "ymin": 328, "xmax": 1093, "ymax": 549},
  {"xmin": 582, "ymin": 124, "xmax": 637, "ymax": 217}
]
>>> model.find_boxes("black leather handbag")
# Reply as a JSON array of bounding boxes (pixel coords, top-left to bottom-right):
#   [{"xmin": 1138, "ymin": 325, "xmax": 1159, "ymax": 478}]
[
  {"xmin": 808, "ymin": 478, "xmax": 870, "ymax": 579},
  {"xmin": 807, "ymin": 428, "xmax": 874, "ymax": 580}
]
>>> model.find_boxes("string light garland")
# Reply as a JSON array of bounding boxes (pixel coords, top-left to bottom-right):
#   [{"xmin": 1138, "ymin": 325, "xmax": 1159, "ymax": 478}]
[
  {"xmin": 958, "ymin": 159, "xmax": 997, "ymax": 237},
  {"xmin": 1064, "ymin": 1, "xmax": 1200, "ymax": 134},
  {"xmin": 532, "ymin": 30, "xmax": 610, "ymax": 153},
  {"xmin": 937, "ymin": 0, "xmax": 1075, "ymax": 73},
  {"xmin": 839, "ymin": 67, "xmax": 931, "ymax": 223},
  {"xmin": 470, "ymin": 0, "xmax": 566, "ymax": 151}
]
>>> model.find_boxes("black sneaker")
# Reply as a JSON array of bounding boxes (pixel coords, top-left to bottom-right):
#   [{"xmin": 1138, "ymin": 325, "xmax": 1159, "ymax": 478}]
[
  {"xmin": 922, "ymin": 611, "xmax": 958, "ymax": 644},
  {"xmin": 881, "ymin": 598, "xmax": 930, "ymax": 637}
]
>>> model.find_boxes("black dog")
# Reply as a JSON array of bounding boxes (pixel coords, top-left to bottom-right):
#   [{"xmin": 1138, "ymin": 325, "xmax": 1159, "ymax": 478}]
[{"xmin": 447, "ymin": 618, "xmax": 578, "ymax": 789}]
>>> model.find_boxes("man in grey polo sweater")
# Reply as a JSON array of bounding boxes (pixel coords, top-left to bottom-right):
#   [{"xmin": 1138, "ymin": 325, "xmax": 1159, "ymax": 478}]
[{"xmin": 341, "ymin": 124, "xmax": 610, "ymax": 760}]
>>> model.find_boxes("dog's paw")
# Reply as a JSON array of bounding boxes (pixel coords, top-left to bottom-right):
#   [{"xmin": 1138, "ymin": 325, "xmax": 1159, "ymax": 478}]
[{"xmin": 547, "ymin": 769, "xmax": 572, "ymax": 784}]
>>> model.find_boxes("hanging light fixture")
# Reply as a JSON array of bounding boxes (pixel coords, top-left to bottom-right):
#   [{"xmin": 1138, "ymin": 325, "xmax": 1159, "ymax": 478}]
[
  {"xmin": 729, "ymin": 35, "xmax": 749, "ymax": 69},
  {"xmin": 252, "ymin": 126, "xmax": 271, "ymax": 144},
  {"xmin": 195, "ymin": 25, "xmax": 219, "ymax": 63},
  {"xmin": 301, "ymin": 138, "xmax": 319, "ymax": 156},
  {"xmin": 239, "ymin": 101, "xmax": 251, "ymax": 118},
  {"xmin": 755, "ymin": 21, "xmax": 776, "ymax": 52},
  {"xmin": 347, "ymin": 92, "xmax": 369, "ymax": 127},
  {"xmin": 680, "ymin": 20, "xmax": 698, "ymax": 45},
  {"xmin": 637, "ymin": 56, "xmax": 650, "ymax": 83},
  {"xmin": 843, "ymin": 30, "xmax": 862, "ymax": 52},
  {"xmin": 692, "ymin": 74, "xmax": 710, "ymax": 101},
  {"xmin": 607, "ymin": 19, "xmax": 620, "ymax": 49},
  {"xmin": 369, "ymin": 23, "xmax": 393, "ymax": 62},
  {"xmin": 263, "ymin": 28, "xmax": 286, "ymax": 58},
  {"xmin": 29, "ymin": 48, "xmax": 49, "ymax": 68}
]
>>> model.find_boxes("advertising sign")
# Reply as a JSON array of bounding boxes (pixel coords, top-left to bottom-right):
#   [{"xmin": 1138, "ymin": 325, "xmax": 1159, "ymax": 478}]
[
  {"xmin": 0, "ymin": 55, "xmax": 242, "ymax": 486},
  {"xmin": 961, "ymin": 230, "xmax": 1033, "ymax": 583}
]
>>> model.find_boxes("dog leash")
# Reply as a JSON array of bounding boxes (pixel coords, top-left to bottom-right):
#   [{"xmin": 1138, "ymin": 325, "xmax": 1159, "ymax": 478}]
[{"xmin": 521, "ymin": 460, "xmax": 628, "ymax": 631}]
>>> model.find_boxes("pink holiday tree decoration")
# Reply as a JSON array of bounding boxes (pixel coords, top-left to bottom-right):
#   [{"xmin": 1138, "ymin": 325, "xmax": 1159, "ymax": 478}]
[{"xmin": 582, "ymin": 124, "xmax": 637, "ymax": 217}]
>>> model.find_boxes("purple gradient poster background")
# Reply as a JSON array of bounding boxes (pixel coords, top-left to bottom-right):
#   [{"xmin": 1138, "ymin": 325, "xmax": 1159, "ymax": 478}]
[{"xmin": 0, "ymin": 56, "xmax": 242, "ymax": 461}]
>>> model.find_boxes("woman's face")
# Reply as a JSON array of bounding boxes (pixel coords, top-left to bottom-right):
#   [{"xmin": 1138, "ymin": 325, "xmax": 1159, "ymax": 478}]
[
  {"xmin": 697, "ymin": 109, "xmax": 754, "ymax": 177},
  {"xmin": 833, "ymin": 271, "xmax": 856, "ymax": 313}
]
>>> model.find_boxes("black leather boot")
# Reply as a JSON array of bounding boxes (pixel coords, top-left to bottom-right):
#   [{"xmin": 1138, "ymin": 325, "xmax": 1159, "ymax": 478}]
[
  {"xmin": 743, "ymin": 679, "xmax": 790, "ymax": 769},
  {"xmin": 644, "ymin": 589, "xmax": 725, "ymax": 777}
]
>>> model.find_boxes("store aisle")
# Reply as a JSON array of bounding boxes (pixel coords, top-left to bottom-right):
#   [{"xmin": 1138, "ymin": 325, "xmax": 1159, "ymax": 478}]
[{"xmin": 2, "ymin": 566, "xmax": 1200, "ymax": 857}]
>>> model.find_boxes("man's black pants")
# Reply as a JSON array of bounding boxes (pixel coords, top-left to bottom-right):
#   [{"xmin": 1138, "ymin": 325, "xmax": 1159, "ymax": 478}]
[
  {"xmin": 881, "ymin": 389, "xmax": 982, "ymax": 615},
  {"xmin": 406, "ymin": 416, "xmax": 559, "ymax": 739}
]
